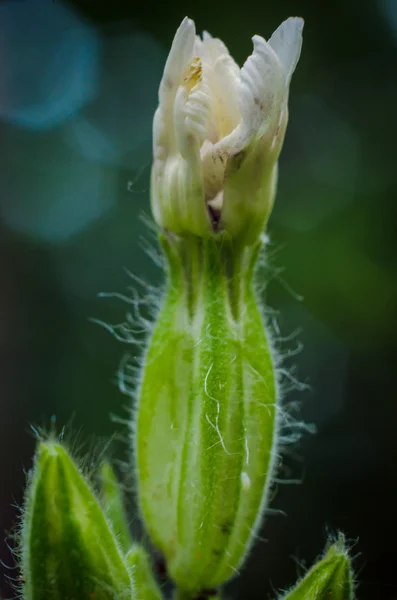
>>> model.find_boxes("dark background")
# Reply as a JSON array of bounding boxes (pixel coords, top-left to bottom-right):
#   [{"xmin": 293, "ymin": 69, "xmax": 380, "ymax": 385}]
[{"xmin": 1, "ymin": 0, "xmax": 396, "ymax": 598}]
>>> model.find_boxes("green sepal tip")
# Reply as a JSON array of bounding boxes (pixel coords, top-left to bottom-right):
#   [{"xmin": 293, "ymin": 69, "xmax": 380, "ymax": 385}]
[{"xmin": 279, "ymin": 534, "xmax": 355, "ymax": 600}]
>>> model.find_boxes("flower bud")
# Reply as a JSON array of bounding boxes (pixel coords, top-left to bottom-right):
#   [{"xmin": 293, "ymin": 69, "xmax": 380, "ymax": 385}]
[
  {"xmin": 280, "ymin": 534, "xmax": 354, "ymax": 600},
  {"xmin": 134, "ymin": 13, "xmax": 304, "ymax": 594},
  {"xmin": 151, "ymin": 16, "xmax": 303, "ymax": 245},
  {"xmin": 134, "ymin": 234, "xmax": 279, "ymax": 593},
  {"xmin": 20, "ymin": 441, "xmax": 134, "ymax": 600}
]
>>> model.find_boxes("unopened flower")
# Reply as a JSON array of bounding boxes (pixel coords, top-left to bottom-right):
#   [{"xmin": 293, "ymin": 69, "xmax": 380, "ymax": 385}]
[
  {"xmin": 134, "ymin": 15, "xmax": 303, "ymax": 596},
  {"xmin": 20, "ymin": 441, "xmax": 134, "ymax": 600},
  {"xmin": 151, "ymin": 16, "xmax": 303, "ymax": 244}
]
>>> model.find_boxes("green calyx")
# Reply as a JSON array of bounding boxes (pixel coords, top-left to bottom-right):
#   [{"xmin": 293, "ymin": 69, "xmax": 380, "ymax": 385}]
[
  {"xmin": 135, "ymin": 233, "xmax": 278, "ymax": 593},
  {"xmin": 279, "ymin": 534, "xmax": 355, "ymax": 600},
  {"xmin": 20, "ymin": 441, "xmax": 134, "ymax": 600}
]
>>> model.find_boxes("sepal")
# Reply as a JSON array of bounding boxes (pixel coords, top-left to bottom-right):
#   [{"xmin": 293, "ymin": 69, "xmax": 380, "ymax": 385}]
[{"xmin": 279, "ymin": 534, "xmax": 355, "ymax": 600}]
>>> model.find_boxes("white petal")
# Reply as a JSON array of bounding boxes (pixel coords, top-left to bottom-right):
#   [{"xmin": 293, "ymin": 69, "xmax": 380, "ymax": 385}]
[
  {"xmin": 194, "ymin": 34, "xmax": 204, "ymax": 56},
  {"xmin": 198, "ymin": 31, "xmax": 241, "ymax": 141},
  {"xmin": 173, "ymin": 73, "xmax": 211, "ymax": 159},
  {"xmin": 153, "ymin": 105, "xmax": 166, "ymax": 157},
  {"xmin": 202, "ymin": 30, "xmax": 231, "ymax": 63},
  {"xmin": 239, "ymin": 35, "xmax": 285, "ymax": 143},
  {"xmin": 207, "ymin": 54, "xmax": 241, "ymax": 141},
  {"xmin": 184, "ymin": 84, "xmax": 212, "ymax": 142},
  {"xmin": 268, "ymin": 17, "xmax": 303, "ymax": 86},
  {"xmin": 159, "ymin": 17, "xmax": 196, "ymax": 105}
]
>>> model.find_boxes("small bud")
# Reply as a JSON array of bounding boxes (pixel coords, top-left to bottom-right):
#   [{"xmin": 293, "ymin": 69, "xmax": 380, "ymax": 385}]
[
  {"xmin": 279, "ymin": 534, "xmax": 354, "ymax": 600},
  {"xmin": 126, "ymin": 545, "xmax": 163, "ymax": 600},
  {"xmin": 151, "ymin": 16, "xmax": 303, "ymax": 244},
  {"xmin": 100, "ymin": 461, "xmax": 133, "ymax": 554},
  {"xmin": 20, "ymin": 441, "xmax": 134, "ymax": 600}
]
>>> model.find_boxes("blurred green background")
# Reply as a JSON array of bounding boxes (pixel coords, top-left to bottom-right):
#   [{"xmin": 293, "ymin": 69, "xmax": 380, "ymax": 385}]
[{"xmin": 1, "ymin": 0, "xmax": 396, "ymax": 598}]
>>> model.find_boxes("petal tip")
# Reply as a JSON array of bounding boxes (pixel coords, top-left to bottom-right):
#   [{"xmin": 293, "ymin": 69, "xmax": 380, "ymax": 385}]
[
  {"xmin": 251, "ymin": 34, "xmax": 266, "ymax": 45},
  {"xmin": 268, "ymin": 16, "xmax": 304, "ymax": 83},
  {"xmin": 176, "ymin": 16, "xmax": 196, "ymax": 40},
  {"xmin": 251, "ymin": 34, "xmax": 273, "ymax": 54},
  {"xmin": 181, "ymin": 16, "xmax": 195, "ymax": 28},
  {"xmin": 290, "ymin": 16, "xmax": 305, "ymax": 33}
]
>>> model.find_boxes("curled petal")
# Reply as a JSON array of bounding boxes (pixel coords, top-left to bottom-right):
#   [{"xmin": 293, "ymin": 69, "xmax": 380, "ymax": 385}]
[
  {"xmin": 199, "ymin": 31, "xmax": 240, "ymax": 142},
  {"xmin": 173, "ymin": 76, "xmax": 211, "ymax": 159},
  {"xmin": 239, "ymin": 35, "xmax": 285, "ymax": 144},
  {"xmin": 184, "ymin": 85, "xmax": 212, "ymax": 142},
  {"xmin": 209, "ymin": 55, "xmax": 241, "ymax": 139},
  {"xmin": 159, "ymin": 17, "xmax": 196, "ymax": 108},
  {"xmin": 151, "ymin": 153, "xmax": 210, "ymax": 236},
  {"xmin": 268, "ymin": 17, "xmax": 304, "ymax": 86},
  {"xmin": 202, "ymin": 30, "xmax": 232, "ymax": 63}
]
